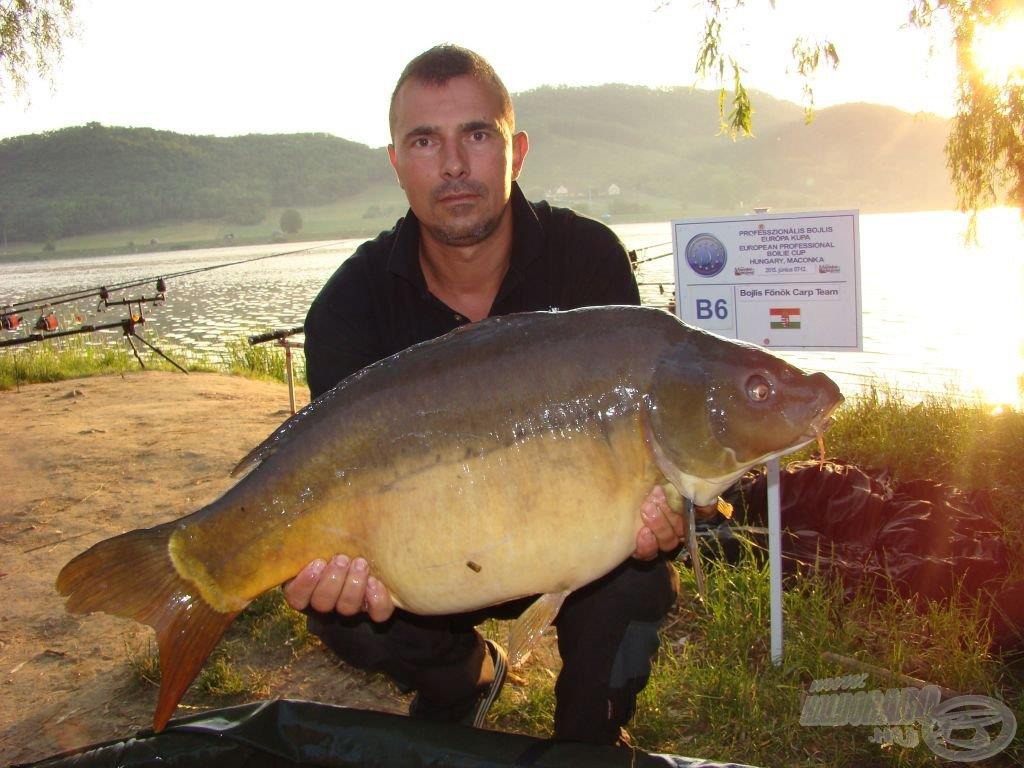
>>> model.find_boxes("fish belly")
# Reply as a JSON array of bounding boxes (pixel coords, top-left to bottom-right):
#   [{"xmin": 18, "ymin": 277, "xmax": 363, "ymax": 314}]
[{"xmin": 362, "ymin": 413, "xmax": 659, "ymax": 614}]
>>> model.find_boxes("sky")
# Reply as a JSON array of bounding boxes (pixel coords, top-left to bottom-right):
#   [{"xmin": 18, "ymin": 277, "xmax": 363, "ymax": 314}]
[{"xmin": 1, "ymin": 0, "xmax": 959, "ymax": 148}]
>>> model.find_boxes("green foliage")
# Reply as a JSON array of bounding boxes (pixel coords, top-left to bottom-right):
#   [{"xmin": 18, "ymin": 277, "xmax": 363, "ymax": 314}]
[
  {"xmin": 221, "ymin": 338, "xmax": 306, "ymax": 384},
  {"xmin": 0, "ymin": 124, "xmax": 391, "ymax": 241},
  {"xmin": 279, "ymin": 208, "xmax": 303, "ymax": 234},
  {"xmin": 689, "ymin": 0, "xmax": 1022, "ymax": 216},
  {"xmin": 797, "ymin": 384, "xmax": 1024, "ymax": 495},
  {"xmin": 0, "ymin": 333, "xmax": 216, "ymax": 390},
  {"xmin": 0, "ymin": 0, "xmax": 75, "ymax": 99}
]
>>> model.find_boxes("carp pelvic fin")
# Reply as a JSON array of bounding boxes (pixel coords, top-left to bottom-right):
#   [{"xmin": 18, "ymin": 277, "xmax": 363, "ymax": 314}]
[
  {"xmin": 508, "ymin": 590, "xmax": 570, "ymax": 667},
  {"xmin": 56, "ymin": 522, "xmax": 238, "ymax": 732}
]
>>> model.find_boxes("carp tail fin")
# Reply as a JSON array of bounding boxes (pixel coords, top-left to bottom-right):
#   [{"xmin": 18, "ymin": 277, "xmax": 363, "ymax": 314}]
[
  {"xmin": 56, "ymin": 523, "xmax": 238, "ymax": 732},
  {"xmin": 508, "ymin": 590, "xmax": 570, "ymax": 667}
]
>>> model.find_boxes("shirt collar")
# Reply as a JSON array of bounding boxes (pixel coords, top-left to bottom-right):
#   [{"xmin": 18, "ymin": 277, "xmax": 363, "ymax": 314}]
[{"xmin": 386, "ymin": 181, "xmax": 544, "ymax": 291}]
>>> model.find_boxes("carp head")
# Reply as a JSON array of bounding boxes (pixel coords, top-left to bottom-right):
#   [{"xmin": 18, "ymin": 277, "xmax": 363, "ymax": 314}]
[{"xmin": 644, "ymin": 328, "xmax": 843, "ymax": 505}]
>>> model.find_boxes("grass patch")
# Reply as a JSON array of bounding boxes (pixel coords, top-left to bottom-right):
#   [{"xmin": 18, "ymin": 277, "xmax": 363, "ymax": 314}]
[
  {"xmin": 222, "ymin": 338, "xmax": 306, "ymax": 385},
  {"xmin": 485, "ymin": 548, "xmax": 1021, "ymax": 766},
  {"xmin": 124, "ymin": 588, "xmax": 313, "ymax": 706},
  {"xmin": 0, "ymin": 332, "xmax": 300, "ymax": 390},
  {"xmin": 797, "ymin": 384, "xmax": 1023, "ymax": 491}
]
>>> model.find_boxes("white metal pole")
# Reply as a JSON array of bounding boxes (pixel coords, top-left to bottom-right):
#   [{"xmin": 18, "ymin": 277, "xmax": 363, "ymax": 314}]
[{"xmin": 767, "ymin": 457, "xmax": 783, "ymax": 665}]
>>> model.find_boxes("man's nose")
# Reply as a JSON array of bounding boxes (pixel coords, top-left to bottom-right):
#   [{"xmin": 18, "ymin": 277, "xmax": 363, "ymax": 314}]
[{"xmin": 440, "ymin": 140, "xmax": 468, "ymax": 178}]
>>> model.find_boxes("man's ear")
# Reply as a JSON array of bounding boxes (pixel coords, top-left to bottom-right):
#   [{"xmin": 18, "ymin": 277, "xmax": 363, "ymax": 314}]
[
  {"xmin": 387, "ymin": 144, "xmax": 404, "ymax": 189},
  {"xmin": 511, "ymin": 131, "xmax": 529, "ymax": 181}
]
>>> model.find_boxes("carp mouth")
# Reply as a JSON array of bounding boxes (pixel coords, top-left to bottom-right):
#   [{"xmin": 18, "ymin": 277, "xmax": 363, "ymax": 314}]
[{"xmin": 799, "ymin": 397, "xmax": 844, "ymax": 462}]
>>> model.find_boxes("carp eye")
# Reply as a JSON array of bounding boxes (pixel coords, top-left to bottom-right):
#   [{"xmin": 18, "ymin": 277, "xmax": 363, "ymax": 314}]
[{"xmin": 746, "ymin": 375, "xmax": 772, "ymax": 403}]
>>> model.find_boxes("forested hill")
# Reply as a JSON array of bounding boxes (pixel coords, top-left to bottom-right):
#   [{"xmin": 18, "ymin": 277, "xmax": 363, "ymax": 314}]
[
  {"xmin": 0, "ymin": 86, "xmax": 955, "ymax": 245},
  {"xmin": 0, "ymin": 124, "xmax": 391, "ymax": 241},
  {"xmin": 514, "ymin": 85, "xmax": 954, "ymax": 213}
]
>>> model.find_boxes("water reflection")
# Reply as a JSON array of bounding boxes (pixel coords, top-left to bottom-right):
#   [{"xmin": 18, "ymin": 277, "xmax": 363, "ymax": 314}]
[{"xmin": 3, "ymin": 212, "xmax": 1022, "ymax": 406}]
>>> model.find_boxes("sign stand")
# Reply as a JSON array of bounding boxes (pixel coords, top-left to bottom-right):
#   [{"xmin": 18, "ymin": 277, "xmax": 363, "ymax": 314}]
[{"xmin": 767, "ymin": 458, "xmax": 783, "ymax": 665}]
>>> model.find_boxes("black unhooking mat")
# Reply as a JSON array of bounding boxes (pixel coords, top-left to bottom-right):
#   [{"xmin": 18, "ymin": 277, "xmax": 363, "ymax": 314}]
[
  {"xmin": 714, "ymin": 460, "xmax": 1024, "ymax": 652},
  {"xmin": 12, "ymin": 699, "xmax": 761, "ymax": 768}
]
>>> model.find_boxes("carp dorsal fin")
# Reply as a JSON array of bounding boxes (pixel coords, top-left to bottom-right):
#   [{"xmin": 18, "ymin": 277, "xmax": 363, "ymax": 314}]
[{"xmin": 508, "ymin": 590, "xmax": 570, "ymax": 667}]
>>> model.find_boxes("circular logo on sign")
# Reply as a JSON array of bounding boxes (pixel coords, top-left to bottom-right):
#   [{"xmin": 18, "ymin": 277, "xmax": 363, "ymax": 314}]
[{"xmin": 685, "ymin": 233, "xmax": 727, "ymax": 277}]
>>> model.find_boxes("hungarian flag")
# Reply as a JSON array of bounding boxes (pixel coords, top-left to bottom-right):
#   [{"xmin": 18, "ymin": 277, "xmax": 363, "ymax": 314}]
[{"xmin": 770, "ymin": 307, "xmax": 801, "ymax": 329}]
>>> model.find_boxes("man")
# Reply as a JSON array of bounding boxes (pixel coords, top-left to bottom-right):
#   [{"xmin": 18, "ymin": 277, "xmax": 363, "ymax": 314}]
[{"xmin": 284, "ymin": 44, "xmax": 692, "ymax": 746}]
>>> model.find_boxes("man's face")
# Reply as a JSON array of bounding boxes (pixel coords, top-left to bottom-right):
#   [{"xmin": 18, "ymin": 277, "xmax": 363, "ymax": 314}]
[{"xmin": 388, "ymin": 75, "xmax": 528, "ymax": 247}]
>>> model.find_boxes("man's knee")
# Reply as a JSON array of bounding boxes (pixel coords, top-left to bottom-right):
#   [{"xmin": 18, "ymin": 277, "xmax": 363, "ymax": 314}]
[{"xmin": 612, "ymin": 557, "xmax": 681, "ymax": 622}]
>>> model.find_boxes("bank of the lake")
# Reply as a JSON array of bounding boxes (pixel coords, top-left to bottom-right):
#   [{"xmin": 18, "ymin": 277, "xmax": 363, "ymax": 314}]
[{"xmin": 1, "ymin": 370, "xmax": 1020, "ymax": 767}]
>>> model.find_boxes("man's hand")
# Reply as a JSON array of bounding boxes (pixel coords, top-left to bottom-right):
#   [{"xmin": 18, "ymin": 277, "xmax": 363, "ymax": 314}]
[
  {"xmin": 633, "ymin": 486, "xmax": 718, "ymax": 561},
  {"xmin": 283, "ymin": 555, "xmax": 395, "ymax": 622}
]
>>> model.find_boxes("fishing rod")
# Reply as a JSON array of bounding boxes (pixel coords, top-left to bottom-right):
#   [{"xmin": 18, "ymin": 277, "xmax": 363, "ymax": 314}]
[
  {"xmin": 629, "ymin": 241, "xmax": 673, "ymax": 267},
  {"xmin": 2, "ymin": 239, "xmax": 348, "ymax": 318},
  {"xmin": 0, "ymin": 314, "xmax": 188, "ymax": 373}
]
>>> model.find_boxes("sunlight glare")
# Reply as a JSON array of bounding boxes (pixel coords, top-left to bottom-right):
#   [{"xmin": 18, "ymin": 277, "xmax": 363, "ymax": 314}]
[{"xmin": 971, "ymin": 14, "xmax": 1024, "ymax": 85}]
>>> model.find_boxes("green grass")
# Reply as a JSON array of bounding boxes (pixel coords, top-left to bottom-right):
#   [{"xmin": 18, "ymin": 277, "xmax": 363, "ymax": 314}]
[
  {"xmin": 0, "ymin": 333, "xmax": 222, "ymax": 389},
  {"xmin": 0, "ymin": 332, "xmax": 300, "ymax": 390},
  {"xmin": 125, "ymin": 588, "xmax": 313, "ymax": 704},
  {"xmin": 222, "ymin": 338, "xmax": 306, "ymax": 385},
  {"xmin": 486, "ymin": 547, "xmax": 1021, "ymax": 766}
]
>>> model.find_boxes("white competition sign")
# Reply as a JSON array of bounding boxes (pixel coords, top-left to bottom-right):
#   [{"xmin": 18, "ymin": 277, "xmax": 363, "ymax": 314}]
[{"xmin": 672, "ymin": 210, "xmax": 862, "ymax": 350}]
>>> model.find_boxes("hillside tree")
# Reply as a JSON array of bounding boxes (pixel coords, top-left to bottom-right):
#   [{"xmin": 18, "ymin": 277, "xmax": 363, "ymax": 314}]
[
  {"xmin": 279, "ymin": 208, "xmax": 303, "ymax": 234},
  {"xmin": 691, "ymin": 0, "xmax": 1024, "ymax": 219},
  {"xmin": 0, "ymin": 0, "xmax": 76, "ymax": 100}
]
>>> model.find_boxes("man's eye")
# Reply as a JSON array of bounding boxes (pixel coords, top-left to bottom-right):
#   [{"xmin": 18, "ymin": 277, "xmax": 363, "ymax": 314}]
[
  {"xmin": 414, "ymin": 137, "xmax": 430, "ymax": 148},
  {"xmin": 471, "ymin": 131, "xmax": 487, "ymax": 141}
]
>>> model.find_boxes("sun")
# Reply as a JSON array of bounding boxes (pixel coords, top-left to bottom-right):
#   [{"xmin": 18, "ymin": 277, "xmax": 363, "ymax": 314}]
[{"xmin": 971, "ymin": 13, "xmax": 1024, "ymax": 86}]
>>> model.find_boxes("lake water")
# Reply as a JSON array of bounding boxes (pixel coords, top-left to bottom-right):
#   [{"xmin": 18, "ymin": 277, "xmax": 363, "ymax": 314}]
[{"xmin": 2, "ymin": 209, "xmax": 1022, "ymax": 406}]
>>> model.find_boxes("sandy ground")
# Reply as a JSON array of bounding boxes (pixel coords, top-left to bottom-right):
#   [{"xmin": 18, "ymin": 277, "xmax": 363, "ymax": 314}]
[{"xmin": 0, "ymin": 372, "xmax": 408, "ymax": 765}]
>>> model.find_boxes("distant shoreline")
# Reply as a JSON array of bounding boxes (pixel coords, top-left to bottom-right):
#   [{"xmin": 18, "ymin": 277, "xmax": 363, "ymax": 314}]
[{"xmin": 0, "ymin": 203, "xmax": 978, "ymax": 266}]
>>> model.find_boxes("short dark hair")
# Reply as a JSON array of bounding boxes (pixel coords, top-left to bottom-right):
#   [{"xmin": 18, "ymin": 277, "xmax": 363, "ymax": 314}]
[{"xmin": 388, "ymin": 44, "xmax": 515, "ymax": 140}]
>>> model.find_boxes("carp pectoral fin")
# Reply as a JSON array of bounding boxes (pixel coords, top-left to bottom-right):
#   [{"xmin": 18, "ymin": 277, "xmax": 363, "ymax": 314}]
[
  {"xmin": 56, "ymin": 522, "xmax": 238, "ymax": 732},
  {"xmin": 685, "ymin": 499, "xmax": 708, "ymax": 604},
  {"xmin": 508, "ymin": 590, "xmax": 570, "ymax": 667}
]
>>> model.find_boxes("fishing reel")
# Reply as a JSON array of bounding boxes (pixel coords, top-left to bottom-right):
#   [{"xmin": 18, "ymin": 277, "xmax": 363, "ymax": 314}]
[
  {"xmin": 98, "ymin": 278, "xmax": 167, "ymax": 312},
  {"xmin": 1, "ymin": 309, "xmax": 21, "ymax": 331}
]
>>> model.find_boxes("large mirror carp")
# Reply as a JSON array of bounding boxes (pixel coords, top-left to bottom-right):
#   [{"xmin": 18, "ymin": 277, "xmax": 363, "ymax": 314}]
[{"xmin": 57, "ymin": 305, "xmax": 843, "ymax": 730}]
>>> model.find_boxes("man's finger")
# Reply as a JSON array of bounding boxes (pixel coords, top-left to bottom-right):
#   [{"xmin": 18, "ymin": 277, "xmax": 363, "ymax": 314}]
[
  {"xmin": 366, "ymin": 576, "xmax": 395, "ymax": 622},
  {"xmin": 309, "ymin": 555, "xmax": 350, "ymax": 613},
  {"xmin": 633, "ymin": 526, "xmax": 658, "ymax": 560},
  {"xmin": 658, "ymin": 494, "xmax": 686, "ymax": 540},
  {"xmin": 283, "ymin": 558, "xmax": 325, "ymax": 610},
  {"xmin": 336, "ymin": 557, "xmax": 369, "ymax": 616},
  {"xmin": 642, "ymin": 498, "xmax": 679, "ymax": 551}
]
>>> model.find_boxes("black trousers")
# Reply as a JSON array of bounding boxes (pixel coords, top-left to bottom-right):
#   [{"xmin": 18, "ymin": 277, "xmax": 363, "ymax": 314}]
[{"xmin": 306, "ymin": 556, "xmax": 679, "ymax": 744}]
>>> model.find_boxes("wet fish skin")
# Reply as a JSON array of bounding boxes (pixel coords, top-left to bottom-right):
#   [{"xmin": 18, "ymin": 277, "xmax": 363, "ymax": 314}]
[{"xmin": 56, "ymin": 305, "xmax": 843, "ymax": 730}]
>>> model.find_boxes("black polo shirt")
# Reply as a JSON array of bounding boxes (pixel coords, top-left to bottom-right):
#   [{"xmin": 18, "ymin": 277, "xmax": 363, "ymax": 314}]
[{"xmin": 304, "ymin": 182, "xmax": 640, "ymax": 398}]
